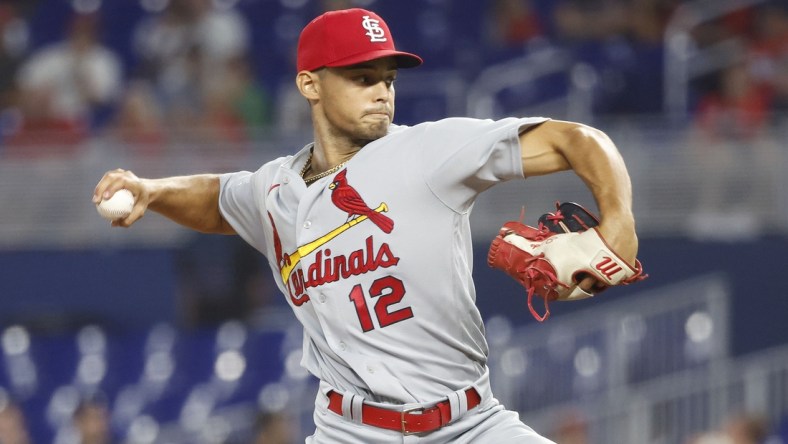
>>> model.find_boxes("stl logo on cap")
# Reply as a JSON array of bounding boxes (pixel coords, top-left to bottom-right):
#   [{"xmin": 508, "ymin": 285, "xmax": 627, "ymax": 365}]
[
  {"xmin": 296, "ymin": 8, "xmax": 422, "ymax": 72},
  {"xmin": 361, "ymin": 15, "xmax": 387, "ymax": 42}
]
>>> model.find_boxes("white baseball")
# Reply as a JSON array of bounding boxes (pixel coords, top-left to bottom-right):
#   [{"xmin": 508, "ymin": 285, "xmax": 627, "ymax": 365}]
[{"xmin": 96, "ymin": 189, "xmax": 135, "ymax": 221}]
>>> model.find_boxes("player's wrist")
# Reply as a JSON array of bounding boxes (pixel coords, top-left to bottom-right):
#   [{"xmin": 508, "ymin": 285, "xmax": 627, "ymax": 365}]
[
  {"xmin": 138, "ymin": 177, "xmax": 165, "ymax": 210},
  {"xmin": 597, "ymin": 224, "xmax": 639, "ymax": 266},
  {"xmin": 598, "ymin": 207, "xmax": 636, "ymax": 231}
]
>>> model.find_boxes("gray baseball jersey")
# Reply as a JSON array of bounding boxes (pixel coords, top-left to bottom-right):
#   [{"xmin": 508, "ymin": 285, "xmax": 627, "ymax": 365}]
[{"xmin": 219, "ymin": 116, "xmax": 547, "ymax": 404}]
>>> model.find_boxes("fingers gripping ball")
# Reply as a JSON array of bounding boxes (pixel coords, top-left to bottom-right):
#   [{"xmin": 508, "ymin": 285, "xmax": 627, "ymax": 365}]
[
  {"xmin": 488, "ymin": 202, "xmax": 647, "ymax": 322},
  {"xmin": 96, "ymin": 189, "xmax": 135, "ymax": 221}
]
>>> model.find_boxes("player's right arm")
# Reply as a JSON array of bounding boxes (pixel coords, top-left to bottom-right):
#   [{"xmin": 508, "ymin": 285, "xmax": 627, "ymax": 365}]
[{"xmin": 93, "ymin": 169, "xmax": 236, "ymax": 234}]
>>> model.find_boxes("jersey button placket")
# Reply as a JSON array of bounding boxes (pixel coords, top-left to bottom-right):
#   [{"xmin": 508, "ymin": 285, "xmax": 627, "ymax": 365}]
[{"xmin": 303, "ymin": 220, "xmax": 311, "ymax": 229}]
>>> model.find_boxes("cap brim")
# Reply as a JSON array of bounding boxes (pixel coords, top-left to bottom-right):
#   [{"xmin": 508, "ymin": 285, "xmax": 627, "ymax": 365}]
[{"xmin": 324, "ymin": 49, "xmax": 423, "ymax": 69}]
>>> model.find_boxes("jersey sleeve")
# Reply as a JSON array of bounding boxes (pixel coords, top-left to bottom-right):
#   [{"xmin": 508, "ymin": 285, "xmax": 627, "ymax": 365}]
[
  {"xmin": 419, "ymin": 116, "xmax": 548, "ymax": 211},
  {"xmin": 218, "ymin": 170, "xmax": 268, "ymax": 254}
]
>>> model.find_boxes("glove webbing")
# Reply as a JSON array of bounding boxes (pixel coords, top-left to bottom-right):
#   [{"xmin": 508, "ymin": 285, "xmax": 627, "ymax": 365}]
[
  {"xmin": 503, "ymin": 212, "xmax": 563, "ymax": 322},
  {"xmin": 517, "ymin": 254, "xmax": 559, "ymax": 322}
]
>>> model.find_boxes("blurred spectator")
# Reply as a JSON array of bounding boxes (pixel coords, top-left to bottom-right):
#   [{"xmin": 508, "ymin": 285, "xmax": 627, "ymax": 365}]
[
  {"xmin": 690, "ymin": 6, "xmax": 758, "ymax": 50},
  {"xmin": 685, "ymin": 413, "xmax": 770, "ymax": 444},
  {"xmin": 749, "ymin": 3, "xmax": 788, "ymax": 114},
  {"xmin": 549, "ymin": 409, "xmax": 589, "ymax": 444},
  {"xmin": 274, "ymin": 74, "xmax": 311, "ymax": 134},
  {"xmin": 485, "ymin": 0, "xmax": 544, "ymax": 49},
  {"xmin": 553, "ymin": 0, "xmax": 629, "ymax": 41},
  {"xmin": 685, "ymin": 431, "xmax": 731, "ymax": 444},
  {"xmin": 273, "ymin": 47, "xmax": 310, "ymax": 134},
  {"xmin": 0, "ymin": 391, "xmax": 31, "ymax": 444},
  {"xmin": 8, "ymin": 11, "xmax": 122, "ymax": 148},
  {"xmin": 686, "ymin": 5, "xmax": 757, "ymax": 109},
  {"xmin": 131, "ymin": 0, "xmax": 256, "ymax": 142},
  {"xmin": 109, "ymin": 79, "xmax": 167, "ymax": 149},
  {"xmin": 252, "ymin": 411, "xmax": 296, "ymax": 444},
  {"xmin": 687, "ymin": 58, "xmax": 778, "ymax": 236},
  {"xmin": 625, "ymin": 0, "xmax": 676, "ymax": 45},
  {"xmin": 203, "ymin": 55, "xmax": 273, "ymax": 143},
  {"xmin": 72, "ymin": 396, "xmax": 113, "ymax": 444},
  {"xmin": 588, "ymin": 0, "xmax": 676, "ymax": 115},
  {"xmin": 694, "ymin": 60, "xmax": 772, "ymax": 141},
  {"xmin": 0, "ymin": 3, "xmax": 29, "ymax": 112},
  {"xmin": 723, "ymin": 413, "xmax": 769, "ymax": 444},
  {"xmin": 319, "ymin": 0, "xmax": 355, "ymax": 12}
]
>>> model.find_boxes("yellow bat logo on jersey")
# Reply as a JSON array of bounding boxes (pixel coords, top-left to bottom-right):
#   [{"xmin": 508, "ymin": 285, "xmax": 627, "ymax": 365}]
[{"xmin": 279, "ymin": 202, "xmax": 389, "ymax": 284}]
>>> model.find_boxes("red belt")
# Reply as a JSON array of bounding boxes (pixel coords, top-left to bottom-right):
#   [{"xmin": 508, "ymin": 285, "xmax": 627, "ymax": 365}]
[{"xmin": 327, "ymin": 388, "xmax": 482, "ymax": 435}]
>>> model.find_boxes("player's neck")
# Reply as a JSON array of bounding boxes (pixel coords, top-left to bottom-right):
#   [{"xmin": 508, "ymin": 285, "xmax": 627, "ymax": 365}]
[
  {"xmin": 310, "ymin": 133, "xmax": 364, "ymax": 174},
  {"xmin": 308, "ymin": 142, "xmax": 356, "ymax": 175}
]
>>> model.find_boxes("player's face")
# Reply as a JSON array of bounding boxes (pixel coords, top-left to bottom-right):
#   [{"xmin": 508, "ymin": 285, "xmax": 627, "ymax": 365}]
[{"xmin": 318, "ymin": 58, "xmax": 397, "ymax": 143}]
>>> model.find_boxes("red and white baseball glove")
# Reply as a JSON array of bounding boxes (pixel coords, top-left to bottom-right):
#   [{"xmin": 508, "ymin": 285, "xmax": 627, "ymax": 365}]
[{"xmin": 487, "ymin": 202, "xmax": 647, "ymax": 322}]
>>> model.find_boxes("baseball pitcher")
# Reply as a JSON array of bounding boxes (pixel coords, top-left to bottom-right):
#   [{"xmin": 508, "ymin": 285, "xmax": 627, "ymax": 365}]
[{"xmin": 93, "ymin": 8, "xmax": 644, "ymax": 443}]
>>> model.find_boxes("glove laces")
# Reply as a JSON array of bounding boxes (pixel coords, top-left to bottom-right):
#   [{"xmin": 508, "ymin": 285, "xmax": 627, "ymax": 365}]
[{"xmin": 518, "ymin": 254, "xmax": 559, "ymax": 322}]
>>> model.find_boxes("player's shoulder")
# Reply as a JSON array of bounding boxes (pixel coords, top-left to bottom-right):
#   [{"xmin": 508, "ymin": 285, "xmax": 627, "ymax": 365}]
[
  {"xmin": 376, "ymin": 117, "xmax": 549, "ymax": 153},
  {"xmin": 226, "ymin": 155, "xmax": 292, "ymax": 189},
  {"xmin": 384, "ymin": 118, "xmax": 485, "ymax": 139},
  {"xmin": 390, "ymin": 117, "xmax": 485, "ymax": 132},
  {"xmin": 242, "ymin": 155, "xmax": 289, "ymax": 177},
  {"xmin": 394, "ymin": 117, "xmax": 546, "ymax": 133},
  {"xmin": 262, "ymin": 155, "xmax": 293, "ymax": 170}
]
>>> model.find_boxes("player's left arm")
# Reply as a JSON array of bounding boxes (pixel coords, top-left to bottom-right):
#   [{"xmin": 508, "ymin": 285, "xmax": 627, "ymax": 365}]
[{"xmin": 518, "ymin": 119, "xmax": 637, "ymax": 266}]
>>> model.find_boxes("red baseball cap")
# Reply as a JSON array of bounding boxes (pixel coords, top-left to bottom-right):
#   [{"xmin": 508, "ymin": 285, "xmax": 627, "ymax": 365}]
[{"xmin": 297, "ymin": 8, "xmax": 423, "ymax": 72}]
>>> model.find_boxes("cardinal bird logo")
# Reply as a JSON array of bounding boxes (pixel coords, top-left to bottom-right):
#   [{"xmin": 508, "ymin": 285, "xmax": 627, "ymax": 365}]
[{"xmin": 329, "ymin": 169, "xmax": 394, "ymax": 233}]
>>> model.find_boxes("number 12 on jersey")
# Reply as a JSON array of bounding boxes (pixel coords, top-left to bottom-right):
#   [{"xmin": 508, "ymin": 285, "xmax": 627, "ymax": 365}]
[{"xmin": 348, "ymin": 276, "xmax": 413, "ymax": 332}]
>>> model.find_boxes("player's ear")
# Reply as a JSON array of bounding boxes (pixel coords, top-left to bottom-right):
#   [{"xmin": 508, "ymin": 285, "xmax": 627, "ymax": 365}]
[{"xmin": 296, "ymin": 70, "xmax": 320, "ymax": 101}]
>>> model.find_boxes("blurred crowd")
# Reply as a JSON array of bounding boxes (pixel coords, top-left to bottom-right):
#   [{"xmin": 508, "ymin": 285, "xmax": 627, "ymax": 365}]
[
  {"xmin": 0, "ymin": 0, "xmax": 273, "ymax": 152},
  {"xmin": 0, "ymin": 0, "xmax": 787, "ymax": 152},
  {"xmin": 544, "ymin": 409, "xmax": 788, "ymax": 444},
  {"xmin": 685, "ymin": 413, "xmax": 774, "ymax": 444},
  {"xmin": 0, "ymin": 374, "xmax": 298, "ymax": 444},
  {"xmin": 0, "ymin": 364, "xmax": 298, "ymax": 444},
  {"xmin": 688, "ymin": 1, "xmax": 788, "ymax": 142},
  {"xmin": 3, "ymin": 387, "xmax": 782, "ymax": 444},
  {"xmin": 0, "ymin": 389, "xmax": 116, "ymax": 444},
  {"xmin": 485, "ymin": 0, "xmax": 788, "ymax": 134}
]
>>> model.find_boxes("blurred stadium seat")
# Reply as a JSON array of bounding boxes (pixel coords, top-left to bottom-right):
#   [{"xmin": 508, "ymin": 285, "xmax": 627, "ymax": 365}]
[{"xmin": 2, "ymin": 321, "xmax": 288, "ymax": 443}]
